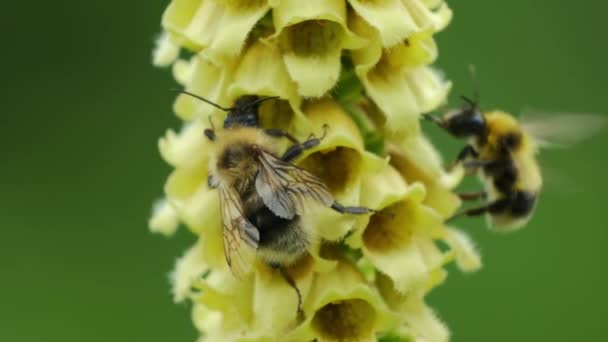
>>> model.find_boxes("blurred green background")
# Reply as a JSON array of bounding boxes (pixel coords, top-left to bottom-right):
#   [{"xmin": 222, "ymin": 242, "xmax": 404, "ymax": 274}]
[{"xmin": 1, "ymin": 1, "xmax": 606, "ymax": 341}]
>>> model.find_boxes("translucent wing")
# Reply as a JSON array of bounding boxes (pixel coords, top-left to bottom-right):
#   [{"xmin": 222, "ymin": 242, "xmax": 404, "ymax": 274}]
[
  {"xmin": 255, "ymin": 151, "xmax": 334, "ymax": 219},
  {"xmin": 519, "ymin": 111, "xmax": 607, "ymax": 149},
  {"xmin": 218, "ymin": 185, "xmax": 259, "ymax": 278}
]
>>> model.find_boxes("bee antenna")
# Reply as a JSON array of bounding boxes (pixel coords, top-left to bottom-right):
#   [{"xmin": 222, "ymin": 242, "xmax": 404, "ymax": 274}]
[
  {"xmin": 172, "ymin": 88, "xmax": 234, "ymax": 112},
  {"xmin": 460, "ymin": 95, "xmax": 477, "ymax": 108},
  {"xmin": 467, "ymin": 64, "xmax": 479, "ymax": 105},
  {"xmin": 246, "ymin": 96, "xmax": 281, "ymax": 109}
]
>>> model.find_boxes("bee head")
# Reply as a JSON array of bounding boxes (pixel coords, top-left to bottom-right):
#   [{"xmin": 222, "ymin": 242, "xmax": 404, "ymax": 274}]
[
  {"xmin": 224, "ymin": 95, "xmax": 261, "ymax": 128},
  {"xmin": 440, "ymin": 96, "xmax": 486, "ymax": 138},
  {"xmin": 424, "ymin": 66, "xmax": 487, "ymax": 138},
  {"xmin": 173, "ymin": 90, "xmax": 278, "ymax": 129},
  {"xmin": 224, "ymin": 95, "xmax": 282, "ymax": 129}
]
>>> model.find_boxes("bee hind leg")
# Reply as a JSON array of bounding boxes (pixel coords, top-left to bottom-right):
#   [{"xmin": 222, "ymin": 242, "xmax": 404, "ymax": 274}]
[
  {"xmin": 458, "ymin": 191, "xmax": 487, "ymax": 201},
  {"xmin": 447, "ymin": 197, "xmax": 510, "ymax": 222},
  {"xmin": 278, "ymin": 267, "xmax": 304, "ymax": 320}
]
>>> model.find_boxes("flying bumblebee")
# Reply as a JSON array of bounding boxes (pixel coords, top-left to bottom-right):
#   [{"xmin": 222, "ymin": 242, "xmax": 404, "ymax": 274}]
[
  {"xmin": 423, "ymin": 69, "xmax": 605, "ymax": 230},
  {"xmin": 178, "ymin": 90, "xmax": 374, "ymax": 311}
]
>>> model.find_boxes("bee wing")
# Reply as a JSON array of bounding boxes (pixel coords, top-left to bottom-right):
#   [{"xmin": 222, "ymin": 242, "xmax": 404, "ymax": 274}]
[
  {"xmin": 255, "ymin": 151, "xmax": 334, "ymax": 219},
  {"xmin": 520, "ymin": 111, "xmax": 607, "ymax": 149},
  {"xmin": 218, "ymin": 185, "xmax": 259, "ymax": 278}
]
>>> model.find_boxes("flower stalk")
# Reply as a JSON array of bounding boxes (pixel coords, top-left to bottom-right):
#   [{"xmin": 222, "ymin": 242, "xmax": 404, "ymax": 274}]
[{"xmin": 150, "ymin": 1, "xmax": 482, "ymax": 341}]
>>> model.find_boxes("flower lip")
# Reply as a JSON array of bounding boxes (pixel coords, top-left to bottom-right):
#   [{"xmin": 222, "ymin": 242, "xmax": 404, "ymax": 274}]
[{"xmin": 312, "ymin": 298, "xmax": 376, "ymax": 341}]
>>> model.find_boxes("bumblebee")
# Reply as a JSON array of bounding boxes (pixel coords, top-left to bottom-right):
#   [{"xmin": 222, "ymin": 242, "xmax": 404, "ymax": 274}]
[
  {"xmin": 423, "ymin": 71, "xmax": 605, "ymax": 230},
  {"xmin": 179, "ymin": 91, "xmax": 374, "ymax": 311}
]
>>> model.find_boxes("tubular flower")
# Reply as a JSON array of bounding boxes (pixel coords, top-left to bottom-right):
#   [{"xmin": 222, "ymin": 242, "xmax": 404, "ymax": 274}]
[{"xmin": 151, "ymin": 1, "xmax": 484, "ymax": 341}]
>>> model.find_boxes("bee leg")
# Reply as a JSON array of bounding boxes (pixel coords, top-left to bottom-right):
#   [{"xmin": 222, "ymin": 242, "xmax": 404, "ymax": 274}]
[
  {"xmin": 331, "ymin": 202, "xmax": 375, "ymax": 215},
  {"xmin": 458, "ymin": 191, "xmax": 487, "ymax": 201},
  {"xmin": 204, "ymin": 128, "xmax": 216, "ymax": 141},
  {"xmin": 449, "ymin": 145, "xmax": 479, "ymax": 170},
  {"xmin": 279, "ymin": 125, "xmax": 330, "ymax": 162},
  {"xmin": 264, "ymin": 128, "xmax": 300, "ymax": 145},
  {"xmin": 422, "ymin": 113, "xmax": 445, "ymax": 127},
  {"xmin": 281, "ymin": 138, "xmax": 321, "ymax": 163},
  {"xmin": 462, "ymin": 160, "xmax": 497, "ymax": 169},
  {"xmin": 278, "ymin": 267, "xmax": 304, "ymax": 320},
  {"xmin": 447, "ymin": 197, "xmax": 510, "ymax": 222},
  {"xmin": 306, "ymin": 123, "xmax": 329, "ymax": 141}
]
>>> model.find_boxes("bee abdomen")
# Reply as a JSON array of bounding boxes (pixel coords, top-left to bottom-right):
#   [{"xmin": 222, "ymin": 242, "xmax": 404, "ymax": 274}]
[
  {"xmin": 509, "ymin": 191, "xmax": 537, "ymax": 217},
  {"xmin": 247, "ymin": 205, "xmax": 309, "ymax": 264},
  {"xmin": 486, "ymin": 160, "xmax": 518, "ymax": 194}
]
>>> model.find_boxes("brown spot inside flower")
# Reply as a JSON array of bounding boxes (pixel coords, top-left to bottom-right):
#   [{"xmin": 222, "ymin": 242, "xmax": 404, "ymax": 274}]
[
  {"xmin": 285, "ymin": 253, "xmax": 313, "ymax": 280},
  {"xmin": 298, "ymin": 147, "xmax": 359, "ymax": 195},
  {"xmin": 258, "ymin": 98, "xmax": 294, "ymax": 131},
  {"xmin": 389, "ymin": 149, "xmax": 435, "ymax": 187},
  {"xmin": 312, "ymin": 299, "xmax": 376, "ymax": 341},
  {"xmin": 280, "ymin": 20, "xmax": 343, "ymax": 56},
  {"xmin": 363, "ymin": 202, "xmax": 415, "ymax": 252}
]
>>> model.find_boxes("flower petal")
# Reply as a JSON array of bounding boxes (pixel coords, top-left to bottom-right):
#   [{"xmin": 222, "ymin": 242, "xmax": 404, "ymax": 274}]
[
  {"xmin": 362, "ymin": 65, "xmax": 450, "ymax": 138},
  {"xmin": 173, "ymin": 54, "xmax": 237, "ymax": 121},
  {"xmin": 179, "ymin": 188, "xmax": 225, "ymax": 268},
  {"xmin": 272, "ymin": 0, "xmax": 365, "ymax": 97},
  {"xmin": 389, "ymin": 135, "xmax": 463, "ymax": 218},
  {"xmin": 148, "ymin": 199, "xmax": 180, "ymax": 236},
  {"xmin": 350, "ymin": 12, "xmax": 449, "ymax": 137},
  {"xmin": 171, "ymin": 240, "xmax": 210, "ymax": 302},
  {"xmin": 226, "ymin": 40, "xmax": 306, "ymax": 128},
  {"xmin": 287, "ymin": 258, "xmax": 400, "ymax": 342},
  {"xmin": 152, "ymin": 31, "xmax": 180, "ymax": 67},
  {"xmin": 401, "ymin": 295, "xmax": 450, "ymax": 342},
  {"xmin": 376, "ymin": 274, "xmax": 450, "ymax": 342},
  {"xmin": 348, "ymin": 0, "xmax": 421, "ymax": 47},
  {"xmin": 191, "ymin": 270, "xmax": 259, "ymax": 341},
  {"xmin": 360, "ymin": 201, "xmax": 444, "ymax": 293},
  {"xmin": 401, "ymin": 0, "xmax": 453, "ymax": 33},
  {"xmin": 251, "ymin": 260, "xmax": 315, "ymax": 337},
  {"xmin": 159, "ymin": 120, "xmax": 211, "ymax": 170},
  {"xmin": 163, "ymin": 0, "xmax": 270, "ymax": 64},
  {"xmin": 442, "ymin": 228, "xmax": 482, "ymax": 272}
]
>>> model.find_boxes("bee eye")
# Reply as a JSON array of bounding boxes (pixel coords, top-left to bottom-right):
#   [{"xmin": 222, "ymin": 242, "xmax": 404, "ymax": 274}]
[{"xmin": 502, "ymin": 132, "xmax": 521, "ymax": 149}]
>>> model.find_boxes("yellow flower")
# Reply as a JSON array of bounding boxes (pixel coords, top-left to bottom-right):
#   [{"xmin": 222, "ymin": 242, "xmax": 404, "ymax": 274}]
[
  {"xmin": 377, "ymin": 273, "xmax": 450, "ymax": 342},
  {"xmin": 271, "ymin": 0, "xmax": 365, "ymax": 97},
  {"xmin": 150, "ymin": 1, "xmax": 493, "ymax": 340},
  {"xmin": 286, "ymin": 255, "xmax": 400, "ymax": 342},
  {"xmin": 162, "ymin": 0, "xmax": 270, "ymax": 64}
]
